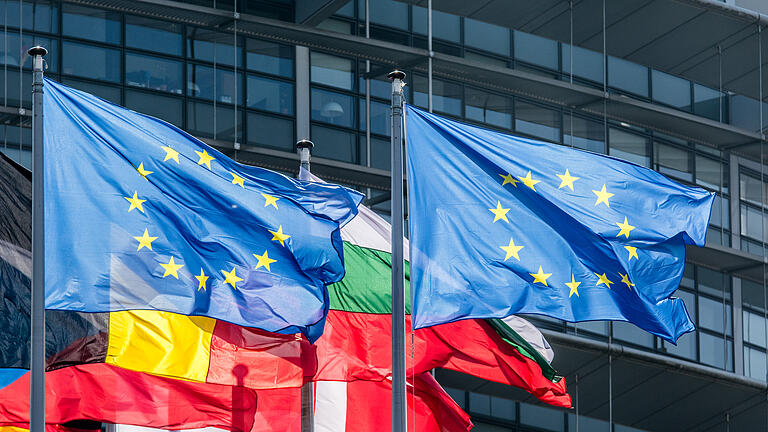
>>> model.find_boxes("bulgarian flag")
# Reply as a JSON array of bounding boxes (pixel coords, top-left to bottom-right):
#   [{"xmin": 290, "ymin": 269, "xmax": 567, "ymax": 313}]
[{"xmin": 310, "ymin": 172, "xmax": 571, "ymax": 421}]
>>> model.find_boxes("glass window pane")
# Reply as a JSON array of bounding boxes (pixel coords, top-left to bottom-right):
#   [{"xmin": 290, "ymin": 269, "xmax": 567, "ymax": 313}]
[
  {"xmin": 609, "ymin": 128, "xmax": 649, "ymax": 167},
  {"xmin": 514, "ymin": 30, "xmax": 558, "ymax": 70},
  {"xmin": 561, "ymin": 44, "xmax": 604, "ymax": 84},
  {"xmin": 490, "ymin": 397, "xmax": 515, "ymax": 421},
  {"xmin": 126, "ymin": 16, "xmax": 182, "ymax": 56},
  {"xmin": 696, "ymin": 155, "xmax": 721, "ymax": 190},
  {"xmin": 186, "ymin": 102, "xmax": 241, "ymax": 142},
  {"xmin": 247, "ymin": 75, "xmax": 294, "ymax": 115},
  {"xmin": 246, "ymin": 112, "xmax": 293, "ymax": 151},
  {"xmin": 745, "ymin": 346, "xmax": 767, "ymax": 381},
  {"xmin": 574, "ymin": 320, "xmax": 608, "ymax": 335},
  {"xmin": 742, "ymin": 279, "xmax": 765, "ymax": 311},
  {"xmin": 187, "ymin": 64, "xmax": 242, "ymax": 104},
  {"xmin": 62, "ymin": 4, "xmax": 121, "ymax": 44},
  {"xmin": 665, "ymin": 327, "xmax": 696, "ymax": 360},
  {"xmin": 694, "ymin": 84, "xmax": 723, "ymax": 121},
  {"xmin": 311, "ymin": 88, "xmax": 354, "ymax": 128},
  {"xmin": 412, "ymin": 76, "xmax": 462, "ymax": 117},
  {"xmin": 358, "ymin": 0, "xmax": 408, "ymax": 30},
  {"xmin": 311, "ymin": 52, "xmax": 354, "ymax": 90},
  {"xmin": 563, "ymin": 114, "xmax": 605, "ymax": 153},
  {"xmin": 465, "ymin": 88, "xmax": 513, "ymax": 130},
  {"xmin": 744, "ymin": 310, "xmax": 767, "ymax": 348},
  {"xmin": 699, "ymin": 332, "xmax": 726, "ymax": 369},
  {"xmin": 465, "ymin": 18, "xmax": 509, "ymax": 56},
  {"xmin": 187, "ymin": 27, "xmax": 242, "ymax": 67},
  {"xmin": 412, "ymin": 7, "xmax": 460, "ymax": 43},
  {"xmin": 613, "ymin": 321, "xmax": 654, "ymax": 348},
  {"xmin": 468, "ymin": 392, "xmax": 491, "ymax": 416},
  {"xmin": 515, "ymin": 101, "xmax": 561, "ymax": 143},
  {"xmin": 370, "ymin": 136, "xmax": 390, "ymax": 171},
  {"xmin": 654, "ymin": 142, "xmax": 692, "ymax": 181},
  {"xmin": 360, "ymin": 99, "xmax": 390, "ymax": 137},
  {"xmin": 126, "ymin": 53, "xmax": 183, "ymax": 94},
  {"xmin": 698, "ymin": 267, "xmax": 730, "ymax": 300},
  {"xmin": 608, "ymin": 56, "xmax": 648, "ymax": 97},
  {"xmin": 125, "ymin": 90, "xmax": 182, "ymax": 127},
  {"xmin": 2, "ymin": 0, "xmax": 58, "ymax": 33},
  {"xmin": 246, "ymin": 39, "xmax": 293, "ymax": 77},
  {"xmin": 443, "ymin": 388, "xmax": 465, "ymax": 410},
  {"xmin": 61, "ymin": 77, "xmax": 121, "ymax": 105},
  {"xmin": 2, "ymin": 33, "xmax": 58, "ymax": 73},
  {"xmin": 520, "ymin": 402, "xmax": 564, "ymax": 431},
  {"xmin": 652, "ymin": 70, "xmax": 691, "ymax": 110},
  {"xmin": 62, "ymin": 41, "xmax": 121, "ymax": 83},
  {"xmin": 698, "ymin": 296, "xmax": 726, "ymax": 334},
  {"xmin": 740, "ymin": 204, "xmax": 765, "ymax": 242},
  {"xmin": 740, "ymin": 172, "xmax": 765, "ymax": 207},
  {"xmin": 311, "ymin": 125, "xmax": 357, "ymax": 163}
]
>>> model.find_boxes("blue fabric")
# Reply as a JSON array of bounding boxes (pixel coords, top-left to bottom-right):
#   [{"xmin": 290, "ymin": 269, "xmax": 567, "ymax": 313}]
[
  {"xmin": 43, "ymin": 79, "xmax": 363, "ymax": 341},
  {"xmin": 406, "ymin": 105, "xmax": 714, "ymax": 342},
  {"xmin": 0, "ymin": 368, "xmax": 26, "ymax": 390}
]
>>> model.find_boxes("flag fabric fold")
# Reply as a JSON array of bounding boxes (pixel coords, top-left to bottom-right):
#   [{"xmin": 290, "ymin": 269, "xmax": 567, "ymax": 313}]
[
  {"xmin": 405, "ymin": 105, "xmax": 714, "ymax": 342},
  {"xmin": 43, "ymin": 78, "xmax": 363, "ymax": 340}
]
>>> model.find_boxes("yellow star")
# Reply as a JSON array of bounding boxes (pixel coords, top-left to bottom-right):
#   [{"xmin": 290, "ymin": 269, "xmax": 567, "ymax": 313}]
[
  {"xmin": 566, "ymin": 274, "xmax": 581, "ymax": 298},
  {"xmin": 593, "ymin": 184, "xmax": 614, "ymax": 207},
  {"xmin": 624, "ymin": 245, "xmax": 638, "ymax": 261},
  {"xmin": 136, "ymin": 162, "xmax": 153, "ymax": 179},
  {"xmin": 500, "ymin": 237, "xmax": 524, "ymax": 261},
  {"xmin": 556, "ymin": 169, "xmax": 579, "ymax": 191},
  {"xmin": 269, "ymin": 226, "xmax": 291, "ymax": 247},
  {"xmin": 499, "ymin": 173, "xmax": 518, "ymax": 187},
  {"xmin": 253, "ymin": 250, "xmax": 277, "ymax": 272},
  {"xmin": 529, "ymin": 266, "xmax": 552, "ymax": 286},
  {"xmin": 133, "ymin": 228, "xmax": 158, "ymax": 251},
  {"xmin": 520, "ymin": 171, "xmax": 540, "ymax": 191},
  {"xmin": 195, "ymin": 149, "xmax": 215, "ymax": 169},
  {"xmin": 231, "ymin": 172, "xmax": 245, "ymax": 188},
  {"xmin": 595, "ymin": 272, "xmax": 614, "ymax": 289},
  {"xmin": 195, "ymin": 268, "xmax": 209, "ymax": 291},
  {"xmin": 616, "ymin": 217, "xmax": 635, "ymax": 239},
  {"xmin": 619, "ymin": 272, "xmax": 635, "ymax": 290},
  {"xmin": 161, "ymin": 146, "xmax": 180, "ymax": 163},
  {"xmin": 160, "ymin": 256, "xmax": 183, "ymax": 279},
  {"xmin": 262, "ymin": 193, "xmax": 279, "ymax": 209},
  {"xmin": 221, "ymin": 267, "xmax": 243, "ymax": 289},
  {"xmin": 124, "ymin": 191, "xmax": 147, "ymax": 213},
  {"xmin": 489, "ymin": 201, "xmax": 510, "ymax": 223}
]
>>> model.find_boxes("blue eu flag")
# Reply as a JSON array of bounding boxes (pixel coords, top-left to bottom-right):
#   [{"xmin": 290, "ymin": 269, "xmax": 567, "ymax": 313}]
[
  {"xmin": 406, "ymin": 105, "xmax": 714, "ymax": 342},
  {"xmin": 43, "ymin": 79, "xmax": 363, "ymax": 341}
]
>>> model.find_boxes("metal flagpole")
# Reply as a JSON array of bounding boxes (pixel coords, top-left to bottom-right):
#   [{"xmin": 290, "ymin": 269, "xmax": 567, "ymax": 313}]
[
  {"xmin": 296, "ymin": 138, "xmax": 314, "ymax": 432},
  {"xmin": 388, "ymin": 69, "xmax": 407, "ymax": 432},
  {"xmin": 29, "ymin": 45, "xmax": 47, "ymax": 432}
]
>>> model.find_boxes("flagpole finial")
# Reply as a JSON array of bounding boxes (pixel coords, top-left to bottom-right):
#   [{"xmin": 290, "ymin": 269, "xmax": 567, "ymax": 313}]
[
  {"xmin": 296, "ymin": 139, "xmax": 314, "ymax": 175},
  {"xmin": 28, "ymin": 45, "xmax": 47, "ymax": 57},
  {"xmin": 387, "ymin": 70, "xmax": 406, "ymax": 81},
  {"xmin": 296, "ymin": 139, "xmax": 314, "ymax": 150}
]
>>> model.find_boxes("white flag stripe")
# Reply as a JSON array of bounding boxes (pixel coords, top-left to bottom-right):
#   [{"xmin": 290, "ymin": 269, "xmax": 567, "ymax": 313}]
[{"xmin": 313, "ymin": 380, "xmax": 348, "ymax": 431}]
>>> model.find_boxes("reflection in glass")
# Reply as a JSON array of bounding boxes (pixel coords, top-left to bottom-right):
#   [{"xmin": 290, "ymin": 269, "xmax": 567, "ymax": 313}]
[
  {"xmin": 742, "ymin": 279, "xmax": 765, "ymax": 311},
  {"xmin": 613, "ymin": 321, "xmax": 653, "ymax": 348},
  {"xmin": 186, "ymin": 101, "xmax": 241, "ymax": 141},
  {"xmin": 187, "ymin": 27, "xmax": 241, "ymax": 67},
  {"xmin": 369, "ymin": 136, "xmax": 390, "ymax": 171},
  {"xmin": 311, "ymin": 52, "xmax": 354, "ymax": 90},
  {"xmin": 698, "ymin": 296, "xmax": 731, "ymax": 335},
  {"xmin": 514, "ymin": 30, "xmax": 558, "ymax": 70},
  {"xmin": 61, "ymin": 77, "xmax": 121, "ymax": 105},
  {"xmin": 608, "ymin": 56, "xmax": 648, "ymax": 97},
  {"xmin": 561, "ymin": 44, "xmax": 603, "ymax": 84},
  {"xmin": 311, "ymin": 88, "xmax": 354, "ymax": 127},
  {"xmin": 699, "ymin": 332, "xmax": 727, "ymax": 369},
  {"xmin": 63, "ymin": 4, "xmax": 121, "ymax": 44},
  {"xmin": 187, "ymin": 64, "xmax": 241, "ymax": 104},
  {"xmin": 465, "ymin": 88, "xmax": 513, "ymax": 130},
  {"xmin": 740, "ymin": 172, "xmax": 766, "ymax": 207},
  {"xmin": 246, "ymin": 39, "xmax": 294, "ymax": 77},
  {"xmin": 745, "ymin": 346, "xmax": 767, "ymax": 381},
  {"xmin": 126, "ymin": 53, "xmax": 183, "ymax": 94},
  {"xmin": 520, "ymin": 403, "xmax": 564, "ymax": 431},
  {"xmin": 608, "ymin": 128, "xmax": 649, "ymax": 167},
  {"xmin": 2, "ymin": 33, "xmax": 58, "ymax": 73},
  {"xmin": 695, "ymin": 155, "xmax": 721, "ymax": 190},
  {"xmin": 740, "ymin": 204, "xmax": 768, "ymax": 243},
  {"xmin": 412, "ymin": 76, "xmax": 462, "ymax": 117},
  {"xmin": 359, "ymin": 99, "xmax": 390, "ymax": 136},
  {"xmin": 246, "ymin": 112, "xmax": 293, "ymax": 151},
  {"xmin": 743, "ymin": 311, "xmax": 767, "ymax": 348},
  {"xmin": 62, "ymin": 41, "xmax": 121, "ymax": 83},
  {"xmin": 654, "ymin": 142, "xmax": 692, "ymax": 181},
  {"xmin": 652, "ymin": 70, "xmax": 691, "ymax": 110},
  {"xmin": 515, "ymin": 101, "xmax": 560, "ymax": 143},
  {"xmin": 247, "ymin": 75, "xmax": 294, "ymax": 115},
  {"xmin": 126, "ymin": 16, "xmax": 182, "ymax": 55},
  {"xmin": 412, "ymin": 7, "xmax": 460, "ymax": 43},
  {"xmin": 693, "ymin": 84, "xmax": 722, "ymax": 121},
  {"xmin": 468, "ymin": 392, "xmax": 490, "ymax": 416},
  {"xmin": 464, "ymin": 18, "xmax": 509, "ymax": 56},
  {"xmin": 125, "ymin": 90, "xmax": 182, "ymax": 127},
  {"xmin": 563, "ymin": 114, "xmax": 605, "ymax": 153},
  {"xmin": 357, "ymin": 0, "xmax": 408, "ymax": 30},
  {"xmin": 2, "ymin": 0, "xmax": 58, "ymax": 33}
]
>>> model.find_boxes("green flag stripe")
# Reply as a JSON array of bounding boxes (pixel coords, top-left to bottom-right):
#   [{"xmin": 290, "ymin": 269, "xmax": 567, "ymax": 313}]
[{"xmin": 331, "ymin": 242, "xmax": 560, "ymax": 382}]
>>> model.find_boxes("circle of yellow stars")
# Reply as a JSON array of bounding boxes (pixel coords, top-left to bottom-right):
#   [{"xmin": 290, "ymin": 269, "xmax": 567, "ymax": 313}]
[
  {"xmin": 492, "ymin": 168, "xmax": 642, "ymax": 299},
  {"xmin": 122, "ymin": 144, "xmax": 290, "ymax": 293}
]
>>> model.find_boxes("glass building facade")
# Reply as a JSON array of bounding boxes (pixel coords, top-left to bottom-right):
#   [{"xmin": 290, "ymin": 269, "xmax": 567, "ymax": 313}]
[{"xmin": 4, "ymin": 0, "xmax": 768, "ymax": 430}]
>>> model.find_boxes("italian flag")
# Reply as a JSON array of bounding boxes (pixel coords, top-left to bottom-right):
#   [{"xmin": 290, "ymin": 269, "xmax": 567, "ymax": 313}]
[{"xmin": 310, "ymin": 172, "xmax": 571, "ymax": 431}]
